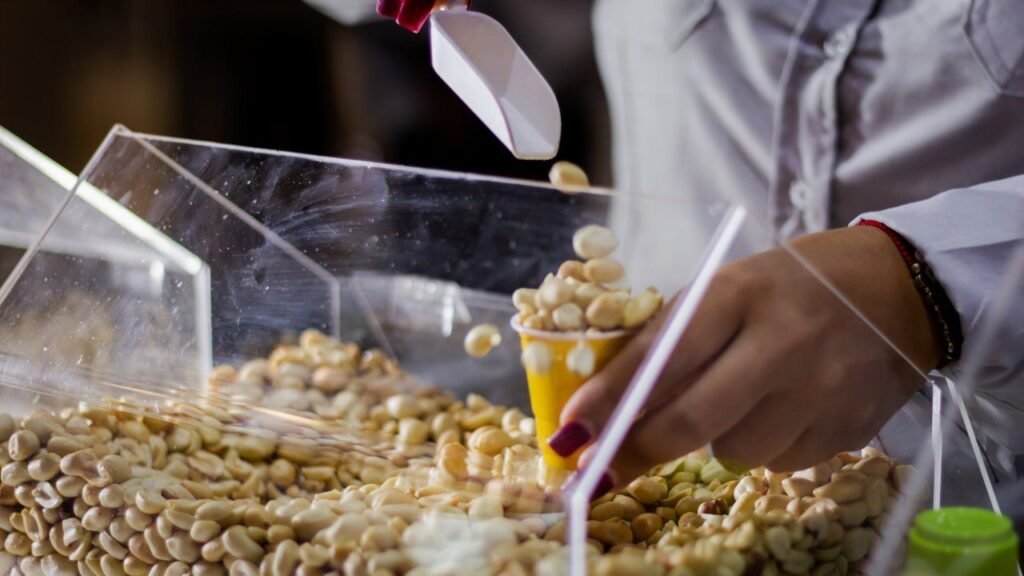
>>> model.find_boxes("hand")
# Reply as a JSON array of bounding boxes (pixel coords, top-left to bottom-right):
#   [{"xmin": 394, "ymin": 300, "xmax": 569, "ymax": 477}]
[
  {"xmin": 378, "ymin": 0, "xmax": 461, "ymax": 32},
  {"xmin": 549, "ymin": 226, "xmax": 941, "ymax": 494},
  {"xmin": 378, "ymin": 0, "xmax": 433, "ymax": 32}
]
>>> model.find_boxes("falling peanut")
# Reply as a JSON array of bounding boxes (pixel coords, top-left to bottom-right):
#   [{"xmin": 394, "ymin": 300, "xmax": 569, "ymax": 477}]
[
  {"xmin": 464, "ymin": 323, "xmax": 503, "ymax": 358},
  {"xmin": 549, "ymin": 160, "xmax": 590, "ymax": 193}
]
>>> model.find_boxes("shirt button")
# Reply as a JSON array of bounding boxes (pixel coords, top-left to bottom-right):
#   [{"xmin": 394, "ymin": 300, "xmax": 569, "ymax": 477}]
[
  {"xmin": 789, "ymin": 180, "xmax": 811, "ymax": 210},
  {"xmin": 823, "ymin": 28, "xmax": 852, "ymax": 59}
]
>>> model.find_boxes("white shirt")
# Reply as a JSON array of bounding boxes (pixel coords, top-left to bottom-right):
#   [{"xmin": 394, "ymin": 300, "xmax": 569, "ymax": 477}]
[{"xmin": 594, "ymin": 0, "xmax": 1024, "ymax": 476}]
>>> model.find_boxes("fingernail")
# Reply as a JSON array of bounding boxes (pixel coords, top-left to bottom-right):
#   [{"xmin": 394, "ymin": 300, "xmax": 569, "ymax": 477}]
[
  {"xmin": 547, "ymin": 421, "xmax": 591, "ymax": 457},
  {"xmin": 592, "ymin": 473, "xmax": 614, "ymax": 501}
]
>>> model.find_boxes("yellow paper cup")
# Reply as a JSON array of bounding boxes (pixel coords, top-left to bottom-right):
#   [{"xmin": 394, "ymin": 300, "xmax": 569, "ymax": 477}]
[{"xmin": 512, "ymin": 319, "xmax": 633, "ymax": 471}]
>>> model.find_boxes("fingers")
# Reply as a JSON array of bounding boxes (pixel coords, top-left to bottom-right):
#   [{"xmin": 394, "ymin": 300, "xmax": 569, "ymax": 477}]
[
  {"xmin": 763, "ymin": 427, "xmax": 833, "ymax": 473},
  {"xmin": 765, "ymin": 421, "xmax": 876, "ymax": 472},
  {"xmin": 377, "ymin": 0, "xmax": 436, "ymax": 32},
  {"xmin": 557, "ymin": 311, "xmax": 668, "ymax": 433},
  {"xmin": 556, "ymin": 277, "xmax": 746, "ymax": 453},
  {"xmin": 588, "ymin": 329, "xmax": 776, "ymax": 486},
  {"xmin": 710, "ymin": 393, "xmax": 812, "ymax": 468}
]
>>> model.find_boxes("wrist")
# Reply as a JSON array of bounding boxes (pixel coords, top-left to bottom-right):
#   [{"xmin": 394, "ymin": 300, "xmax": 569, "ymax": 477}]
[
  {"xmin": 856, "ymin": 220, "xmax": 962, "ymax": 370},
  {"xmin": 786, "ymin": 227, "xmax": 944, "ymax": 373}
]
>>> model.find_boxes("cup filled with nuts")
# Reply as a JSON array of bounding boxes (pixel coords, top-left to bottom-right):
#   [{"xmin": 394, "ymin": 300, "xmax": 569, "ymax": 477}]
[{"xmin": 509, "ymin": 223, "xmax": 664, "ymax": 471}]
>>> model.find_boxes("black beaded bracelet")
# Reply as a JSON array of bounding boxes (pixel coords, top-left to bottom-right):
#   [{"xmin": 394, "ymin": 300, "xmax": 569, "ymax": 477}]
[{"xmin": 858, "ymin": 220, "xmax": 964, "ymax": 367}]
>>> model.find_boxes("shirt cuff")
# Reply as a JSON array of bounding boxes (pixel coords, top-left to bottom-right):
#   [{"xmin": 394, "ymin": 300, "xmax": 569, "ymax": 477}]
[{"xmin": 852, "ymin": 183, "xmax": 1024, "ymax": 454}]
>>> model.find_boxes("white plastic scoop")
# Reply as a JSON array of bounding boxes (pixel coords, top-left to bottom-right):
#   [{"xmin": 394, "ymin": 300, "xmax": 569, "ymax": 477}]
[{"xmin": 430, "ymin": 3, "xmax": 561, "ymax": 160}]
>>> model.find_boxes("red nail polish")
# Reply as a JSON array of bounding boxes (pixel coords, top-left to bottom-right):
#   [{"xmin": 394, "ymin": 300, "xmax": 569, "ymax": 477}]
[
  {"xmin": 592, "ymin": 473, "xmax": 614, "ymax": 501},
  {"xmin": 547, "ymin": 421, "xmax": 591, "ymax": 457}
]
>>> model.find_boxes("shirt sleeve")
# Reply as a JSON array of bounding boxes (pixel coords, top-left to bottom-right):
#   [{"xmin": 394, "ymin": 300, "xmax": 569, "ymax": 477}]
[{"xmin": 852, "ymin": 175, "xmax": 1024, "ymax": 454}]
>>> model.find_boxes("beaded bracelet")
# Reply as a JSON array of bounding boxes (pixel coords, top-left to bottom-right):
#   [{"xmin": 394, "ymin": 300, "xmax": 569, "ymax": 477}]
[{"xmin": 857, "ymin": 220, "xmax": 963, "ymax": 367}]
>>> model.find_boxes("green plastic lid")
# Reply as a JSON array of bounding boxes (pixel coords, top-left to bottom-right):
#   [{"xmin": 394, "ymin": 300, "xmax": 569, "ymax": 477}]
[{"xmin": 907, "ymin": 508, "xmax": 1018, "ymax": 576}]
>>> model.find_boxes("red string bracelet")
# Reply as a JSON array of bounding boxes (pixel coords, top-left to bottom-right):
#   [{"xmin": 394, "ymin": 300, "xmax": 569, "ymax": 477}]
[{"xmin": 857, "ymin": 220, "xmax": 963, "ymax": 367}]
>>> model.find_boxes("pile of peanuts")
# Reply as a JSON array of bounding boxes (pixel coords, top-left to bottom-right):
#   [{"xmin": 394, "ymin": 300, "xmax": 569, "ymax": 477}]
[
  {"xmin": 0, "ymin": 329, "xmax": 908, "ymax": 575},
  {"xmin": 463, "ymin": 224, "xmax": 668, "ymax": 373},
  {"xmin": 510, "ymin": 225, "xmax": 664, "ymax": 335}
]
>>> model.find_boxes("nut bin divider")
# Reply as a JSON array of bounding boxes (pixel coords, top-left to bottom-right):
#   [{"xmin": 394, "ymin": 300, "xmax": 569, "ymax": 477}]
[
  {"xmin": 347, "ymin": 275, "xmax": 398, "ymax": 360},
  {"xmin": 0, "ymin": 125, "xmax": 209, "ymax": 287},
  {"xmin": 565, "ymin": 204, "xmax": 749, "ymax": 576},
  {"xmin": 0, "ymin": 127, "xmax": 117, "ymax": 311},
  {"xmin": 0, "ymin": 126, "xmax": 211, "ymax": 382},
  {"xmin": 127, "ymin": 130, "xmax": 621, "ymax": 197},
  {"xmin": 0, "ymin": 125, "xmax": 214, "ymax": 383},
  {"xmin": 128, "ymin": 130, "xmax": 346, "ymax": 342}
]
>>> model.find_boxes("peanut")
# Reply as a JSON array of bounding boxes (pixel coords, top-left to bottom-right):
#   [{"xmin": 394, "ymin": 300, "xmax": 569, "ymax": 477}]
[
  {"xmin": 813, "ymin": 475, "xmax": 865, "ymax": 503},
  {"xmin": 557, "ymin": 260, "xmax": 587, "ymax": 282},
  {"xmin": 537, "ymin": 276, "xmax": 575, "ymax": 311},
  {"xmin": 552, "ymin": 303, "xmax": 585, "ymax": 331},
  {"xmin": 586, "ymin": 292, "xmax": 627, "ymax": 330},
  {"xmin": 512, "ymin": 289, "xmax": 538, "ymax": 313},
  {"xmin": 841, "ymin": 527, "xmax": 872, "ymax": 562},
  {"xmin": 549, "ymin": 161, "xmax": 590, "ymax": 192},
  {"xmin": 464, "ymin": 324, "xmax": 502, "ymax": 358},
  {"xmin": 583, "ymin": 258, "xmax": 624, "ymax": 284},
  {"xmin": 853, "ymin": 455, "xmax": 890, "ymax": 479},
  {"xmin": 27, "ymin": 453, "xmax": 60, "ymax": 482},
  {"xmin": 622, "ymin": 289, "xmax": 663, "ymax": 329},
  {"xmin": 837, "ymin": 499, "xmax": 868, "ymax": 528},
  {"xmin": 573, "ymin": 282, "xmax": 605, "ymax": 310},
  {"xmin": 385, "ymin": 395, "xmax": 420, "ymax": 420},
  {"xmin": 8, "ymin": 430, "xmax": 40, "ymax": 461},
  {"xmin": 764, "ymin": 525, "xmax": 791, "ymax": 560},
  {"xmin": 626, "ymin": 476, "xmax": 667, "ymax": 505},
  {"xmin": 792, "ymin": 463, "xmax": 832, "ymax": 485},
  {"xmin": 782, "ymin": 476, "xmax": 816, "ymax": 498},
  {"xmin": 630, "ymin": 513, "xmax": 663, "ymax": 541},
  {"xmin": 573, "ymin": 225, "xmax": 619, "ymax": 260},
  {"xmin": 468, "ymin": 427, "xmax": 513, "ymax": 457}
]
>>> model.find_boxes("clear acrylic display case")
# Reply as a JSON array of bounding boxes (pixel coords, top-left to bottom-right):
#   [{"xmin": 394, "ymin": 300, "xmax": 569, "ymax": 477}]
[
  {"xmin": 0, "ymin": 124, "xmax": 1013, "ymax": 575},
  {"xmin": 0, "ymin": 126, "xmax": 210, "ymax": 390},
  {"xmin": 0, "ymin": 125, "xmax": 71, "ymax": 281}
]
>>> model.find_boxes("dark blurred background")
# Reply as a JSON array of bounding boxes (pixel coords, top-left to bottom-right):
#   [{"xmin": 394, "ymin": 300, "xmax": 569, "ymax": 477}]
[{"xmin": 0, "ymin": 0, "xmax": 610, "ymax": 185}]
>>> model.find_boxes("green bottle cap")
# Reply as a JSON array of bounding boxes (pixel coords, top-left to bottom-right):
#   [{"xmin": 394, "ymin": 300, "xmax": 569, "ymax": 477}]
[{"xmin": 907, "ymin": 507, "xmax": 1018, "ymax": 576}]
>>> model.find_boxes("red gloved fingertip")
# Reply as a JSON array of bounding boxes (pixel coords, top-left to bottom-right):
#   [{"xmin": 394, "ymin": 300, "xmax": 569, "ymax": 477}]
[
  {"xmin": 377, "ymin": 0, "xmax": 401, "ymax": 18},
  {"xmin": 396, "ymin": 0, "xmax": 436, "ymax": 32}
]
